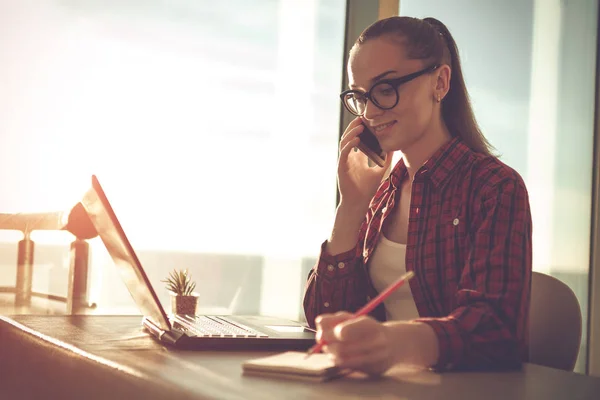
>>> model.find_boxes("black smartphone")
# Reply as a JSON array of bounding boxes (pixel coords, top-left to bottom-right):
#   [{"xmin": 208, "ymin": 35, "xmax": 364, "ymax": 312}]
[{"xmin": 357, "ymin": 123, "xmax": 386, "ymax": 168}]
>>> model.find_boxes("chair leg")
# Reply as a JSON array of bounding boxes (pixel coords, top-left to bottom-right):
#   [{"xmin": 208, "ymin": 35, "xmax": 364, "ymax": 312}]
[
  {"xmin": 15, "ymin": 237, "xmax": 34, "ymax": 307},
  {"xmin": 66, "ymin": 239, "xmax": 90, "ymax": 314}
]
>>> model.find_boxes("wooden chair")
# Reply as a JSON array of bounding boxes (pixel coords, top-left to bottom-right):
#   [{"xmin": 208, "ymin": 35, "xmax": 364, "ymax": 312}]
[{"xmin": 529, "ymin": 271, "xmax": 582, "ymax": 371}]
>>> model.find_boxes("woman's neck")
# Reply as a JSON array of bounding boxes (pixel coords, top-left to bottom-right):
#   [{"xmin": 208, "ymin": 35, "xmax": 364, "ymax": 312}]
[{"xmin": 400, "ymin": 119, "xmax": 452, "ymax": 181}]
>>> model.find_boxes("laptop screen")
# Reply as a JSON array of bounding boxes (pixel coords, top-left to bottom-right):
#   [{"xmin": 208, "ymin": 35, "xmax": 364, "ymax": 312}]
[{"xmin": 81, "ymin": 175, "xmax": 171, "ymax": 331}]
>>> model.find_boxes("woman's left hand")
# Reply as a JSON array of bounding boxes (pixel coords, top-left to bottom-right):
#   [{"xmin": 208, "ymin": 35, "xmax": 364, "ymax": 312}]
[{"xmin": 315, "ymin": 312, "xmax": 398, "ymax": 376}]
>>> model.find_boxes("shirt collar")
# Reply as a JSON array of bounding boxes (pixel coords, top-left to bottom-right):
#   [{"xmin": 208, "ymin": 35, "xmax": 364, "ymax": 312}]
[{"xmin": 388, "ymin": 137, "xmax": 472, "ymax": 190}]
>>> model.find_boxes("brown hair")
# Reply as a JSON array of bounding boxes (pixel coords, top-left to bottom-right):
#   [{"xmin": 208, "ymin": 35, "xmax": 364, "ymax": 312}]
[{"xmin": 353, "ymin": 16, "xmax": 494, "ymax": 155}]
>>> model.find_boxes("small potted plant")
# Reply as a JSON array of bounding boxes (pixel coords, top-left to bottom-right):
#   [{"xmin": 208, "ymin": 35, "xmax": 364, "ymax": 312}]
[{"xmin": 161, "ymin": 269, "xmax": 198, "ymax": 315}]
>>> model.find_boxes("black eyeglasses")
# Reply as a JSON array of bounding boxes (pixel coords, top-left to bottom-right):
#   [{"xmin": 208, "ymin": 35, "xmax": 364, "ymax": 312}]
[{"xmin": 340, "ymin": 64, "xmax": 439, "ymax": 116}]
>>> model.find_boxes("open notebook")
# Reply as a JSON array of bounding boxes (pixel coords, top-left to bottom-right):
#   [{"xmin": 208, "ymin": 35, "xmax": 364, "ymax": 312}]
[{"xmin": 242, "ymin": 351, "xmax": 349, "ymax": 382}]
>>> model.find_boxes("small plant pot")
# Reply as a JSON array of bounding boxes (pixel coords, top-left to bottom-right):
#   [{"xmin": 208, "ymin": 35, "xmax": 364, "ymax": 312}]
[{"xmin": 170, "ymin": 292, "xmax": 199, "ymax": 315}]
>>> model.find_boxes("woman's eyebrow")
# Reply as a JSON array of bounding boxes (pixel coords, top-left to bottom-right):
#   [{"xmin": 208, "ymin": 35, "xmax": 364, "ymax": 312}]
[
  {"xmin": 349, "ymin": 70, "xmax": 398, "ymax": 89},
  {"xmin": 371, "ymin": 70, "xmax": 398, "ymax": 83}
]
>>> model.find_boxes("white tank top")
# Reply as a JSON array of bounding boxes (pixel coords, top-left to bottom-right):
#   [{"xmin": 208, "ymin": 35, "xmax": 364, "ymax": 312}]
[{"xmin": 368, "ymin": 233, "xmax": 420, "ymax": 321}]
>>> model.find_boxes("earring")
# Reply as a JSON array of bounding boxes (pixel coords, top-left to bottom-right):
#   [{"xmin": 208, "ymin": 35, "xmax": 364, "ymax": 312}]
[{"xmin": 436, "ymin": 95, "xmax": 441, "ymax": 103}]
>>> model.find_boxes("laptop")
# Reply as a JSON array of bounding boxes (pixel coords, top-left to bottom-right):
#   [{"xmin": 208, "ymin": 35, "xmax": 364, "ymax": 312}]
[{"xmin": 80, "ymin": 175, "xmax": 316, "ymax": 351}]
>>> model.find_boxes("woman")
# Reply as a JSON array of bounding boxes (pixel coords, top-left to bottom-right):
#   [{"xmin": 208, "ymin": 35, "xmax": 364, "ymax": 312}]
[{"xmin": 303, "ymin": 16, "xmax": 532, "ymax": 375}]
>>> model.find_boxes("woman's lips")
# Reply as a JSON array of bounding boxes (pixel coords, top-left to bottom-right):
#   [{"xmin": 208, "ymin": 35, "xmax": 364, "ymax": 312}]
[{"xmin": 372, "ymin": 121, "xmax": 396, "ymax": 138}]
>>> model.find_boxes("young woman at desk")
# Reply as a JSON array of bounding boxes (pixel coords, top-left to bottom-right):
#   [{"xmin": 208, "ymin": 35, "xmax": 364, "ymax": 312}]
[{"xmin": 303, "ymin": 16, "xmax": 532, "ymax": 375}]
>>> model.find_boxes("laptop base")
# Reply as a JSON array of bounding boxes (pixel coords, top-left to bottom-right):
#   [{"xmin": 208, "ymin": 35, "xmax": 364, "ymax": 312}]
[{"xmin": 143, "ymin": 315, "xmax": 315, "ymax": 351}]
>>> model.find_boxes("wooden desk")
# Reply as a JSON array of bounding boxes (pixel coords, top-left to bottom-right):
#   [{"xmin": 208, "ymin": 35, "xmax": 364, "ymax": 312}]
[{"xmin": 1, "ymin": 315, "xmax": 599, "ymax": 400}]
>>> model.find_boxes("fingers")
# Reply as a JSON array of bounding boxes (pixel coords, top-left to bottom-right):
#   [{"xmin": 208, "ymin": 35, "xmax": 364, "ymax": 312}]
[
  {"xmin": 339, "ymin": 136, "xmax": 361, "ymax": 163},
  {"xmin": 316, "ymin": 315, "xmax": 394, "ymax": 375},
  {"xmin": 316, "ymin": 315, "xmax": 379, "ymax": 346},
  {"xmin": 340, "ymin": 117, "xmax": 364, "ymax": 140},
  {"xmin": 315, "ymin": 312, "xmax": 353, "ymax": 330},
  {"xmin": 325, "ymin": 334, "xmax": 385, "ymax": 361},
  {"xmin": 315, "ymin": 312, "xmax": 353, "ymax": 344},
  {"xmin": 323, "ymin": 317, "xmax": 392, "ymax": 375},
  {"xmin": 334, "ymin": 316, "xmax": 379, "ymax": 342},
  {"xmin": 339, "ymin": 117, "xmax": 364, "ymax": 150}
]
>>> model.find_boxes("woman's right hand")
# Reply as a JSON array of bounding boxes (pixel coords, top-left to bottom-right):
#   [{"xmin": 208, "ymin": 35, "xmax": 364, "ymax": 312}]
[{"xmin": 337, "ymin": 117, "xmax": 393, "ymax": 213}]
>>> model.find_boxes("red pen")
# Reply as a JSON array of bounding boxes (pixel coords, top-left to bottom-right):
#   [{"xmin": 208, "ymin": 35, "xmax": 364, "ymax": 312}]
[{"xmin": 304, "ymin": 270, "xmax": 415, "ymax": 359}]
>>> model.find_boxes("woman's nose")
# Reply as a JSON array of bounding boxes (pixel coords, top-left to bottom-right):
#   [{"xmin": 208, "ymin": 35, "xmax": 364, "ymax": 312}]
[{"xmin": 362, "ymin": 99, "xmax": 384, "ymax": 120}]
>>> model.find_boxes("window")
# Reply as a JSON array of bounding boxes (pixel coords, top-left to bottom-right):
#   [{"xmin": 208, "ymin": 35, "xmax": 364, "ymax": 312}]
[{"xmin": 0, "ymin": 0, "xmax": 347, "ymax": 321}]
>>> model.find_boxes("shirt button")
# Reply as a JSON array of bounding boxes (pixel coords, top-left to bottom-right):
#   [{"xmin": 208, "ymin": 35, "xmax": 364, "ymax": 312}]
[
  {"xmin": 327, "ymin": 264, "xmax": 334, "ymax": 271},
  {"xmin": 338, "ymin": 262, "xmax": 345, "ymax": 269},
  {"xmin": 453, "ymin": 218, "xmax": 459, "ymax": 226},
  {"xmin": 381, "ymin": 207, "xmax": 387, "ymax": 214},
  {"xmin": 324, "ymin": 302, "xmax": 330, "ymax": 308},
  {"xmin": 363, "ymin": 250, "xmax": 369, "ymax": 258}
]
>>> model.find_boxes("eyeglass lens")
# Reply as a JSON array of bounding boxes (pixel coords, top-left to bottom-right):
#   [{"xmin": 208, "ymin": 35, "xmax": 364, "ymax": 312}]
[{"xmin": 344, "ymin": 81, "xmax": 399, "ymax": 115}]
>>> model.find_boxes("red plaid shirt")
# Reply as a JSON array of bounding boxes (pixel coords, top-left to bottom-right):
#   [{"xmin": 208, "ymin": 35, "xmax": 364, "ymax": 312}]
[{"xmin": 303, "ymin": 137, "xmax": 532, "ymax": 371}]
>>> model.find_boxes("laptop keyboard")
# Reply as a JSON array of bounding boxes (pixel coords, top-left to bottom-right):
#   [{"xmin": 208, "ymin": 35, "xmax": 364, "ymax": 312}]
[{"xmin": 173, "ymin": 315, "xmax": 269, "ymax": 338}]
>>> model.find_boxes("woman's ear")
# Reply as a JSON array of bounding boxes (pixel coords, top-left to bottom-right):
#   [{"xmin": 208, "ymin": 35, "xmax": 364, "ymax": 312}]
[{"xmin": 434, "ymin": 64, "xmax": 451, "ymax": 101}]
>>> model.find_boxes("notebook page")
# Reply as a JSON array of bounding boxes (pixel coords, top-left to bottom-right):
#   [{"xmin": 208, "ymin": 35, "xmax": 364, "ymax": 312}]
[{"xmin": 242, "ymin": 351, "xmax": 339, "ymax": 376}]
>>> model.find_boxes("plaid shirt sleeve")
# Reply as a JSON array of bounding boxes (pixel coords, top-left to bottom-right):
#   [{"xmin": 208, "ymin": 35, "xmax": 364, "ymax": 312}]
[
  {"xmin": 415, "ymin": 175, "xmax": 532, "ymax": 371},
  {"xmin": 302, "ymin": 186, "xmax": 389, "ymax": 328},
  {"xmin": 302, "ymin": 239, "xmax": 367, "ymax": 328}
]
